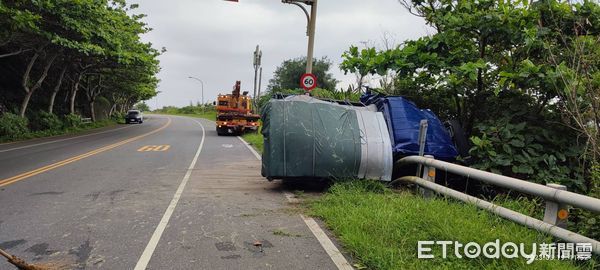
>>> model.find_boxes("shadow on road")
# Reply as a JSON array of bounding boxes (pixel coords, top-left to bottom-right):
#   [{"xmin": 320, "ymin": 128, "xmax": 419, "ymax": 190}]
[{"xmin": 268, "ymin": 178, "xmax": 332, "ymax": 195}]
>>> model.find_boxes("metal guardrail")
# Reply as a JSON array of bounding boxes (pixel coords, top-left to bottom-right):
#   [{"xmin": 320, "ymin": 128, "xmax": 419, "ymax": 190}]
[
  {"xmin": 398, "ymin": 156, "xmax": 600, "ymax": 212},
  {"xmin": 394, "ymin": 155, "xmax": 600, "ymax": 255},
  {"xmin": 81, "ymin": 117, "xmax": 92, "ymax": 124}
]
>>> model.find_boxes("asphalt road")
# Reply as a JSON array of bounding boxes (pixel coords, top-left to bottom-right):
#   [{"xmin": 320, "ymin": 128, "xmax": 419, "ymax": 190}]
[{"xmin": 0, "ymin": 115, "xmax": 348, "ymax": 270}]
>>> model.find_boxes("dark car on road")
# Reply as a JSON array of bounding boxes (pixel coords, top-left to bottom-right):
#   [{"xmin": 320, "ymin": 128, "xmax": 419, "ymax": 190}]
[{"xmin": 125, "ymin": 110, "xmax": 143, "ymax": 124}]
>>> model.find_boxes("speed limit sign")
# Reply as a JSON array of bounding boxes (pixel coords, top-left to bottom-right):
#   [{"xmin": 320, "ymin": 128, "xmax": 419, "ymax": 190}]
[{"xmin": 300, "ymin": 73, "xmax": 317, "ymax": 91}]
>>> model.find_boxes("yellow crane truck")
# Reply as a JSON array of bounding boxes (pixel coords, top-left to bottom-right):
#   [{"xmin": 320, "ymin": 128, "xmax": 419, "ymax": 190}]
[{"xmin": 215, "ymin": 81, "xmax": 260, "ymax": 136}]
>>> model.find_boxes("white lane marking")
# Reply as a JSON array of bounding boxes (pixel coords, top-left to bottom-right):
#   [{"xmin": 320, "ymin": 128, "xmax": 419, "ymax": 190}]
[
  {"xmin": 0, "ymin": 124, "xmax": 134, "ymax": 153},
  {"xmin": 237, "ymin": 136, "xmax": 353, "ymax": 270},
  {"xmin": 134, "ymin": 119, "xmax": 205, "ymax": 270},
  {"xmin": 236, "ymin": 136, "xmax": 262, "ymax": 160},
  {"xmin": 301, "ymin": 215, "xmax": 354, "ymax": 270}
]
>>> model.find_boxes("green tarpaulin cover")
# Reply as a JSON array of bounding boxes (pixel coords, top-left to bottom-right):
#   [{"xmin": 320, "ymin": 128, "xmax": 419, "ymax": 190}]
[{"xmin": 261, "ymin": 95, "xmax": 392, "ymax": 181}]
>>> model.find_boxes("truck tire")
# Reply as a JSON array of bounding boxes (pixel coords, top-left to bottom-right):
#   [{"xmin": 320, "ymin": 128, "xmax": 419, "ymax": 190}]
[
  {"xmin": 216, "ymin": 127, "xmax": 227, "ymax": 136},
  {"xmin": 235, "ymin": 127, "xmax": 243, "ymax": 136}
]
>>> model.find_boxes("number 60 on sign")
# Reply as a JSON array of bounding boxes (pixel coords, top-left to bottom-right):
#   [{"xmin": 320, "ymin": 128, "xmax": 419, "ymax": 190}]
[{"xmin": 300, "ymin": 73, "xmax": 317, "ymax": 91}]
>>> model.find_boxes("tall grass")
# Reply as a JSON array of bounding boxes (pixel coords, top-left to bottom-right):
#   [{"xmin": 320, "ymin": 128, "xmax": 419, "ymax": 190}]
[
  {"xmin": 242, "ymin": 128, "xmax": 263, "ymax": 153},
  {"xmin": 310, "ymin": 181, "xmax": 594, "ymax": 270},
  {"xmin": 152, "ymin": 111, "xmax": 217, "ymax": 122},
  {"xmin": 0, "ymin": 118, "xmax": 118, "ymax": 144}
]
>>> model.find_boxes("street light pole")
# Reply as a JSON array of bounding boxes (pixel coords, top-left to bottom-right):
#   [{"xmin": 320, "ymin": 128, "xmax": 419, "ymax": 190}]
[
  {"xmin": 282, "ymin": 0, "xmax": 318, "ymax": 74},
  {"xmin": 187, "ymin": 76, "xmax": 204, "ymax": 113}
]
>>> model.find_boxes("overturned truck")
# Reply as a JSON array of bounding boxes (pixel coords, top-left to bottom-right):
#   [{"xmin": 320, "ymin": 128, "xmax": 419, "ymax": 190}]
[{"xmin": 261, "ymin": 95, "xmax": 394, "ymax": 181}]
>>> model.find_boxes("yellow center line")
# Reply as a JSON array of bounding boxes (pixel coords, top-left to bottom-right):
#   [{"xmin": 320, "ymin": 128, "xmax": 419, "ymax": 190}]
[{"xmin": 0, "ymin": 117, "xmax": 172, "ymax": 188}]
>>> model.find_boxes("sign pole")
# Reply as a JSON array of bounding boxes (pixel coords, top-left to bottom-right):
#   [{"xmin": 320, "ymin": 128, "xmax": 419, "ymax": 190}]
[
  {"xmin": 306, "ymin": 0, "xmax": 317, "ymax": 74},
  {"xmin": 281, "ymin": 0, "xmax": 318, "ymax": 93}
]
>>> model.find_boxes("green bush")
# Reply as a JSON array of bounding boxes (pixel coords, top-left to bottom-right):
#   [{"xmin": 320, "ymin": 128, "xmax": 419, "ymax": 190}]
[
  {"xmin": 256, "ymin": 88, "xmax": 360, "ymax": 110},
  {"xmin": 63, "ymin": 113, "xmax": 82, "ymax": 128},
  {"xmin": 153, "ymin": 105, "xmax": 217, "ymax": 117},
  {"xmin": 111, "ymin": 112, "xmax": 125, "ymax": 120},
  {"xmin": 30, "ymin": 111, "xmax": 63, "ymax": 131},
  {"xmin": 0, "ymin": 113, "xmax": 29, "ymax": 139},
  {"xmin": 178, "ymin": 105, "xmax": 198, "ymax": 114},
  {"xmin": 256, "ymin": 89, "xmax": 303, "ymax": 110},
  {"xmin": 469, "ymin": 119, "xmax": 585, "ymax": 192},
  {"xmin": 135, "ymin": 102, "xmax": 150, "ymax": 112},
  {"xmin": 312, "ymin": 88, "xmax": 361, "ymax": 101},
  {"xmin": 572, "ymin": 164, "xmax": 600, "ymax": 240}
]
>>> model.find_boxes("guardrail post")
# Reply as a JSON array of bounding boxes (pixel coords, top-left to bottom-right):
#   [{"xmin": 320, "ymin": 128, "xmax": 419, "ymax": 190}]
[
  {"xmin": 420, "ymin": 155, "xmax": 435, "ymax": 198},
  {"xmin": 415, "ymin": 120, "xmax": 428, "ymax": 176},
  {"xmin": 543, "ymin": 183, "xmax": 569, "ymax": 228}
]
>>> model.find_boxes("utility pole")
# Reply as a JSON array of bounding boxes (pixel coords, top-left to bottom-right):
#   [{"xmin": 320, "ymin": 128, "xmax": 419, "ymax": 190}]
[
  {"xmin": 258, "ymin": 67, "xmax": 263, "ymax": 99},
  {"xmin": 253, "ymin": 45, "xmax": 262, "ymax": 112},
  {"xmin": 282, "ymin": 0, "xmax": 318, "ymax": 74},
  {"xmin": 253, "ymin": 45, "xmax": 262, "ymax": 99}
]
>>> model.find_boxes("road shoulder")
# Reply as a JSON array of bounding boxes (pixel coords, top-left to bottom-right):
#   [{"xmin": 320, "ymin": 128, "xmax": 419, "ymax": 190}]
[{"xmin": 145, "ymin": 117, "xmax": 352, "ymax": 270}]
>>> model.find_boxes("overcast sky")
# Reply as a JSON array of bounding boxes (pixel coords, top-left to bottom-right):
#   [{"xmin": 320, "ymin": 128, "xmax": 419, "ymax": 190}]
[{"xmin": 131, "ymin": 0, "xmax": 430, "ymax": 109}]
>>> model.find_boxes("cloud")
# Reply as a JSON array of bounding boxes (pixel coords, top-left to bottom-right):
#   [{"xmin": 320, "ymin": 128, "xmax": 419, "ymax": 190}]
[{"xmin": 131, "ymin": 0, "xmax": 429, "ymax": 108}]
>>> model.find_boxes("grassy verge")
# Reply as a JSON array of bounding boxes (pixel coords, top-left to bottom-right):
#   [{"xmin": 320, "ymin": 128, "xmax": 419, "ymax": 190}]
[
  {"xmin": 0, "ymin": 119, "xmax": 119, "ymax": 144},
  {"xmin": 310, "ymin": 181, "xmax": 595, "ymax": 270},
  {"xmin": 241, "ymin": 130, "xmax": 263, "ymax": 153},
  {"xmin": 151, "ymin": 111, "xmax": 216, "ymax": 121}
]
